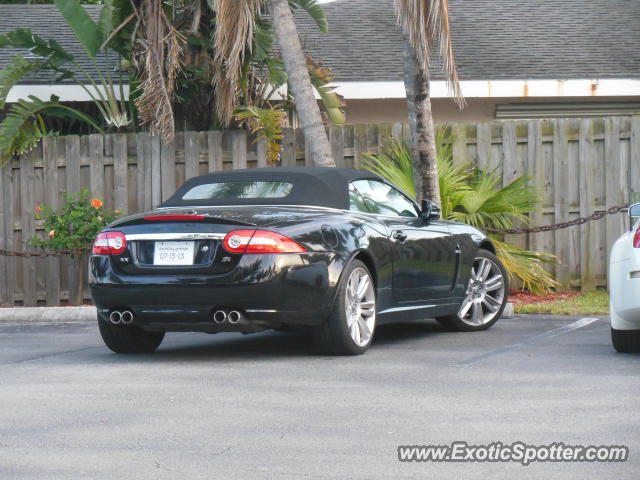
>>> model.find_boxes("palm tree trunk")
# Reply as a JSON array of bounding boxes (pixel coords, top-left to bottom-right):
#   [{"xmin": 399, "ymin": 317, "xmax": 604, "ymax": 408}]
[
  {"xmin": 403, "ymin": 41, "xmax": 441, "ymax": 204},
  {"xmin": 268, "ymin": 0, "xmax": 335, "ymax": 167}
]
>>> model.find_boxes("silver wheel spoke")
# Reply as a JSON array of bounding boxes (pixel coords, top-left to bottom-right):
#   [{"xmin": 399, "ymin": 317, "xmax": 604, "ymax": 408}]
[
  {"xmin": 472, "ymin": 302, "xmax": 483, "ymax": 324},
  {"xmin": 349, "ymin": 277, "xmax": 357, "ymax": 299},
  {"xmin": 482, "ymin": 294, "xmax": 501, "ymax": 312},
  {"xmin": 356, "ymin": 275, "xmax": 370, "ymax": 299},
  {"xmin": 361, "ymin": 304, "xmax": 375, "ymax": 317},
  {"xmin": 357, "ymin": 316, "xmax": 371, "ymax": 338},
  {"xmin": 479, "ymin": 259, "xmax": 492, "ymax": 281},
  {"xmin": 458, "ymin": 296, "xmax": 473, "ymax": 318},
  {"xmin": 485, "ymin": 275, "xmax": 503, "ymax": 292}
]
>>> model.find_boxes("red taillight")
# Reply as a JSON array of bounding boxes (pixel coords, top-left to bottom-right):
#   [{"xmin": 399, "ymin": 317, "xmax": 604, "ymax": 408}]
[
  {"xmin": 92, "ymin": 231, "xmax": 127, "ymax": 255},
  {"xmin": 634, "ymin": 228, "xmax": 640, "ymax": 248},
  {"xmin": 223, "ymin": 229, "xmax": 307, "ymax": 254},
  {"xmin": 144, "ymin": 214, "xmax": 206, "ymax": 221}
]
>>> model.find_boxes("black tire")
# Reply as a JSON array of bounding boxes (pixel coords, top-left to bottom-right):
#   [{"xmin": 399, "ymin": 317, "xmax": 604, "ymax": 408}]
[
  {"xmin": 313, "ymin": 259, "xmax": 376, "ymax": 355},
  {"xmin": 98, "ymin": 317, "xmax": 165, "ymax": 353},
  {"xmin": 436, "ymin": 248, "xmax": 509, "ymax": 332},
  {"xmin": 611, "ymin": 328, "xmax": 640, "ymax": 353}
]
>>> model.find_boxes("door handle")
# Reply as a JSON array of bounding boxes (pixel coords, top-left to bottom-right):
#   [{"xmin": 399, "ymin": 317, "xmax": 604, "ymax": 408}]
[{"xmin": 393, "ymin": 230, "xmax": 408, "ymax": 243}]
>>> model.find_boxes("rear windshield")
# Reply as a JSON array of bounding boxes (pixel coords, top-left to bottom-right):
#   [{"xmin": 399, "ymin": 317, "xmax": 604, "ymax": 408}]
[{"xmin": 182, "ymin": 181, "xmax": 293, "ymax": 200}]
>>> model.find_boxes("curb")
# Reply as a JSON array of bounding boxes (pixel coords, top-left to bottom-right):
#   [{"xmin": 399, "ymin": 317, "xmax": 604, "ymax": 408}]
[
  {"xmin": 502, "ymin": 302, "xmax": 515, "ymax": 319},
  {"xmin": 0, "ymin": 306, "xmax": 96, "ymax": 323}
]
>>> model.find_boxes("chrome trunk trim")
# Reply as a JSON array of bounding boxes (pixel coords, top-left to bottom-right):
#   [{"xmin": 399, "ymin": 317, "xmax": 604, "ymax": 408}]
[{"xmin": 125, "ymin": 233, "xmax": 226, "ymax": 241}]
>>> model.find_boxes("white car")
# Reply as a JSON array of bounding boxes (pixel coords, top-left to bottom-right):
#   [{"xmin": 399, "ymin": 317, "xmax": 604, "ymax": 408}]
[{"xmin": 609, "ymin": 203, "xmax": 640, "ymax": 353}]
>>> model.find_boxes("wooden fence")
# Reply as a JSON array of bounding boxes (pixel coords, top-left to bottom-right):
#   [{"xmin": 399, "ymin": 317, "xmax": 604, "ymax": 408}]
[{"xmin": 1, "ymin": 117, "xmax": 639, "ymax": 306}]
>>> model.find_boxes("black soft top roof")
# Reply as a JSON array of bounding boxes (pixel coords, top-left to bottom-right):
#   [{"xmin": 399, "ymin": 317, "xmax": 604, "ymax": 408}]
[{"xmin": 160, "ymin": 167, "xmax": 386, "ymax": 210}]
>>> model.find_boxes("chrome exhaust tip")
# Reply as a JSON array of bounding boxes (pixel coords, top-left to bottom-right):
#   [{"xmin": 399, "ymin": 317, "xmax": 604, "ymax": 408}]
[
  {"xmin": 121, "ymin": 310, "xmax": 134, "ymax": 324},
  {"xmin": 109, "ymin": 311, "xmax": 122, "ymax": 325},
  {"xmin": 213, "ymin": 310, "xmax": 227, "ymax": 324},
  {"xmin": 228, "ymin": 310, "xmax": 242, "ymax": 324}
]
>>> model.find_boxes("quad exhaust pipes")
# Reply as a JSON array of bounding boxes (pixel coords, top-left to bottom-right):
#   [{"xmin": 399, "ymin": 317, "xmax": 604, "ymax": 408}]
[
  {"xmin": 212, "ymin": 309, "xmax": 243, "ymax": 324},
  {"xmin": 109, "ymin": 310, "xmax": 134, "ymax": 325}
]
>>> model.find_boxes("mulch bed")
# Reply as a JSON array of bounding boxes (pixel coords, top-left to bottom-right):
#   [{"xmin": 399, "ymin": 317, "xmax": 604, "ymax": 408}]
[{"xmin": 509, "ymin": 290, "xmax": 579, "ymax": 305}]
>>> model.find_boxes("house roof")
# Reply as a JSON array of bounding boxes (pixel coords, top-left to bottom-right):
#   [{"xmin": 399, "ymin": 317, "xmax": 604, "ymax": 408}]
[
  {"xmin": 296, "ymin": 0, "xmax": 640, "ymax": 82},
  {"xmin": 1, "ymin": 1, "xmax": 638, "ymax": 88},
  {"xmin": 0, "ymin": 5, "xmax": 114, "ymax": 85}
]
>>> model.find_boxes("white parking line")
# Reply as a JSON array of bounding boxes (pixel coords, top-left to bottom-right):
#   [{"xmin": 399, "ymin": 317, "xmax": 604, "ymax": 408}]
[{"xmin": 450, "ymin": 317, "xmax": 600, "ymax": 367}]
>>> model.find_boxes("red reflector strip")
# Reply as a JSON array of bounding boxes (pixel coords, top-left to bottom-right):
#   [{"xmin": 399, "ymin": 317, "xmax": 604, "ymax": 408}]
[{"xmin": 144, "ymin": 215, "xmax": 206, "ymax": 221}]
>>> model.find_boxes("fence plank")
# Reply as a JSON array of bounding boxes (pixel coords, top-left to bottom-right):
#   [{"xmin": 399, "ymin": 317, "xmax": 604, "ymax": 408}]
[
  {"xmin": 113, "ymin": 134, "xmax": 128, "ymax": 214},
  {"xmin": 579, "ymin": 119, "xmax": 597, "ymax": 291},
  {"xmin": 65, "ymin": 136, "xmax": 81, "ymax": 304},
  {"xmin": 353, "ymin": 124, "xmax": 368, "ymax": 168},
  {"xmin": 476, "ymin": 123, "xmax": 491, "ymax": 170},
  {"xmin": 0, "ymin": 162, "xmax": 7, "ymax": 305},
  {"xmin": 527, "ymin": 122, "xmax": 544, "ymax": 254},
  {"xmin": 605, "ymin": 118, "xmax": 623, "ymax": 281},
  {"xmin": 378, "ymin": 124, "xmax": 392, "ymax": 151},
  {"xmin": 280, "ymin": 128, "xmax": 295, "ymax": 167},
  {"xmin": 256, "ymin": 139, "xmax": 268, "ymax": 168},
  {"xmin": 452, "ymin": 124, "xmax": 468, "ymax": 167},
  {"xmin": 89, "ymin": 134, "xmax": 104, "ymax": 202},
  {"xmin": 232, "ymin": 130, "xmax": 248, "ymax": 169},
  {"xmin": 207, "ymin": 131, "xmax": 223, "ymax": 172},
  {"xmin": 160, "ymin": 138, "xmax": 176, "ymax": 202},
  {"xmin": 184, "ymin": 131, "xmax": 200, "ymax": 180},
  {"xmin": 43, "ymin": 137, "xmax": 61, "ymax": 305},
  {"xmin": 552, "ymin": 120, "xmax": 572, "ymax": 290},
  {"xmin": 2, "ymin": 165, "xmax": 15, "ymax": 305},
  {"xmin": 501, "ymin": 121, "xmax": 527, "ymax": 265},
  {"xmin": 136, "ymin": 133, "xmax": 151, "ymax": 211},
  {"xmin": 20, "ymin": 150, "xmax": 37, "ymax": 306},
  {"xmin": 330, "ymin": 125, "xmax": 345, "ymax": 167},
  {"xmin": 631, "ymin": 117, "xmax": 640, "ymax": 201}
]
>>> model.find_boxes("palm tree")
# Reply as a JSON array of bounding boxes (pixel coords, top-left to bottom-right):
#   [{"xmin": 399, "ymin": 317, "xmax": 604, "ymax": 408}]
[
  {"xmin": 211, "ymin": 0, "xmax": 335, "ymax": 167},
  {"xmin": 394, "ymin": 0, "xmax": 464, "ymax": 204},
  {"xmin": 268, "ymin": 0, "xmax": 334, "ymax": 167}
]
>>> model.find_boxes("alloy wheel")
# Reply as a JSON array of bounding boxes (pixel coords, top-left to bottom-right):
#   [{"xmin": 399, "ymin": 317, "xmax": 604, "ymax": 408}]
[
  {"xmin": 458, "ymin": 257, "xmax": 506, "ymax": 326},
  {"xmin": 345, "ymin": 267, "xmax": 376, "ymax": 347}
]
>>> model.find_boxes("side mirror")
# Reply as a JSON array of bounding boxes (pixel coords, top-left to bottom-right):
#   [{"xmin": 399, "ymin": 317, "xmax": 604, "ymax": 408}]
[
  {"xmin": 629, "ymin": 203, "xmax": 640, "ymax": 230},
  {"xmin": 421, "ymin": 199, "xmax": 441, "ymax": 221}
]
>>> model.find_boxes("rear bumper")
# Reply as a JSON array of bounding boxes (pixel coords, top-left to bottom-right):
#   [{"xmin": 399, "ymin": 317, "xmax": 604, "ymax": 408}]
[{"xmin": 89, "ymin": 252, "xmax": 342, "ymax": 331}]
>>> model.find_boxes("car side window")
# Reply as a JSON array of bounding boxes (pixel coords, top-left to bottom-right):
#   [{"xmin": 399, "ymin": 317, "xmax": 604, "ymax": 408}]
[
  {"xmin": 351, "ymin": 180, "xmax": 419, "ymax": 217},
  {"xmin": 349, "ymin": 183, "xmax": 370, "ymax": 213}
]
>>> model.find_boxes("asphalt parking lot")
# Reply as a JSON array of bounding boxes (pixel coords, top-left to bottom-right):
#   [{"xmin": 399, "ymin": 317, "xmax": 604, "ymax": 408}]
[{"xmin": 0, "ymin": 315, "xmax": 638, "ymax": 480}]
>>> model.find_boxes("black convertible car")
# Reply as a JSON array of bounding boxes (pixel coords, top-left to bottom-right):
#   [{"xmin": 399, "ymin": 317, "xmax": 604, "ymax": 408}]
[{"xmin": 90, "ymin": 167, "xmax": 508, "ymax": 355}]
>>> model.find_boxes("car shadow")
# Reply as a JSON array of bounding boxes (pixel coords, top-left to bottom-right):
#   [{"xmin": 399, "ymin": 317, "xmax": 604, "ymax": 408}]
[{"xmin": 113, "ymin": 320, "xmax": 449, "ymax": 362}]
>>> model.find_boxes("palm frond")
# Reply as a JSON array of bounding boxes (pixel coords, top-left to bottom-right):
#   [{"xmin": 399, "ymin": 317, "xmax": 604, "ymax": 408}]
[
  {"xmin": 306, "ymin": 54, "xmax": 345, "ymax": 125},
  {"xmin": 492, "ymin": 238, "xmax": 558, "ymax": 295},
  {"xmin": 211, "ymin": 0, "xmax": 262, "ymax": 126},
  {"xmin": 0, "ymin": 55, "xmax": 42, "ymax": 109},
  {"xmin": 235, "ymin": 105, "xmax": 284, "ymax": 165},
  {"xmin": 289, "ymin": 0, "xmax": 328, "ymax": 33},
  {"xmin": 394, "ymin": 0, "xmax": 464, "ymax": 107},
  {"xmin": 134, "ymin": 0, "xmax": 184, "ymax": 141},
  {"xmin": 0, "ymin": 95, "xmax": 103, "ymax": 164},
  {"xmin": 361, "ymin": 140, "xmax": 417, "ymax": 199},
  {"xmin": 54, "ymin": 0, "xmax": 102, "ymax": 57}
]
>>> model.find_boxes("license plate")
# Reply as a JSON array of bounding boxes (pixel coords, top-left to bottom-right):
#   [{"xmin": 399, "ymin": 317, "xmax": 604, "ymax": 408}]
[{"xmin": 153, "ymin": 241, "xmax": 195, "ymax": 265}]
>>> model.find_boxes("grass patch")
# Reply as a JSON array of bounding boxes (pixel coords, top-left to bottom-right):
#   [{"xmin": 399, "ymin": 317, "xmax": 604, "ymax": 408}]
[{"xmin": 513, "ymin": 289, "xmax": 609, "ymax": 316}]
